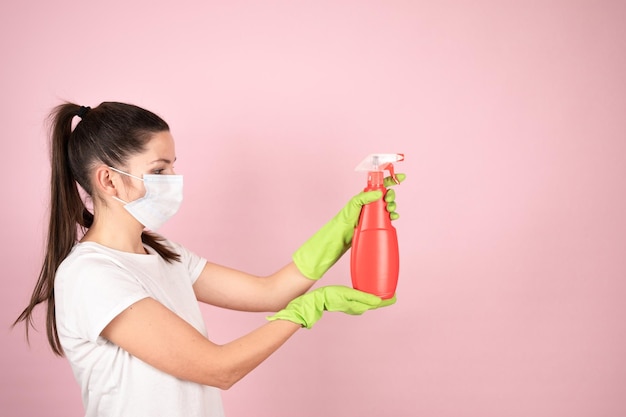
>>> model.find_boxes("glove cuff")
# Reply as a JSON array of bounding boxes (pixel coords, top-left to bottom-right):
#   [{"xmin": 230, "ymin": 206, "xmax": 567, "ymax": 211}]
[
  {"xmin": 292, "ymin": 220, "xmax": 351, "ymax": 280},
  {"xmin": 267, "ymin": 310, "xmax": 313, "ymax": 329}
]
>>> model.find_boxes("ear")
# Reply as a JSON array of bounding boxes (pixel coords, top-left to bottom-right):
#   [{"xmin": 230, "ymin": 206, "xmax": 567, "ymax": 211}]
[{"xmin": 93, "ymin": 165, "xmax": 121, "ymax": 197}]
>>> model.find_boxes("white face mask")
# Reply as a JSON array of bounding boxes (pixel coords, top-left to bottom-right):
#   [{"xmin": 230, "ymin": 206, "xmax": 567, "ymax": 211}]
[{"xmin": 109, "ymin": 166, "xmax": 183, "ymax": 231}]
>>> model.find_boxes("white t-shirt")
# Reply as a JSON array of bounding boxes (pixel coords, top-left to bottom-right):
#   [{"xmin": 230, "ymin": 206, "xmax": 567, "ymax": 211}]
[{"xmin": 54, "ymin": 240, "xmax": 225, "ymax": 417}]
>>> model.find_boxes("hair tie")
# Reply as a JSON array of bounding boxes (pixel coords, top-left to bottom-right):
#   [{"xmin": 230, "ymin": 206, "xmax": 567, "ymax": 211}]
[{"xmin": 77, "ymin": 106, "xmax": 91, "ymax": 118}]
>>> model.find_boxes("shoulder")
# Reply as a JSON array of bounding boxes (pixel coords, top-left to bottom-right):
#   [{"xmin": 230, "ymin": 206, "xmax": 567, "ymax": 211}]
[
  {"xmin": 55, "ymin": 242, "xmax": 148, "ymax": 295},
  {"xmin": 55, "ymin": 243, "xmax": 152, "ymax": 313}
]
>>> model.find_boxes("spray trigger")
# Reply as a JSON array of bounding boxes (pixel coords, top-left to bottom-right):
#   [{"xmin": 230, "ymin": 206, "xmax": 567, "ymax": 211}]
[{"xmin": 384, "ymin": 163, "xmax": 400, "ymax": 184}]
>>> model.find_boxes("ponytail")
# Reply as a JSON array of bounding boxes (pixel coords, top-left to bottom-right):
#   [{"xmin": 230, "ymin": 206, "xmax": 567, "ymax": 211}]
[
  {"xmin": 14, "ymin": 101, "xmax": 179, "ymax": 356},
  {"xmin": 14, "ymin": 104, "xmax": 86, "ymax": 355}
]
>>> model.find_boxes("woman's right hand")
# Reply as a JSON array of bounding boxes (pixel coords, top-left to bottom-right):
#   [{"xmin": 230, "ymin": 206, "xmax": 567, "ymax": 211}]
[{"xmin": 267, "ymin": 285, "xmax": 396, "ymax": 329}]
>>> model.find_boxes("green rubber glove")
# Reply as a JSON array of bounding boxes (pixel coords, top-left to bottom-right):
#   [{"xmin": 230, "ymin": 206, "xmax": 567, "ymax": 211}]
[
  {"xmin": 293, "ymin": 173, "xmax": 406, "ymax": 280},
  {"xmin": 267, "ymin": 285, "xmax": 397, "ymax": 329}
]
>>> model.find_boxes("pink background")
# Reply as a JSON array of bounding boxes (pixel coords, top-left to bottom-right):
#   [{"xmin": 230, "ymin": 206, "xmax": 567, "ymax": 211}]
[{"xmin": 2, "ymin": 1, "xmax": 626, "ymax": 416}]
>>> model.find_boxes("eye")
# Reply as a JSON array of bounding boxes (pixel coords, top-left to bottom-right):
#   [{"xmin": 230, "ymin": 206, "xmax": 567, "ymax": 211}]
[{"xmin": 153, "ymin": 168, "xmax": 165, "ymax": 175}]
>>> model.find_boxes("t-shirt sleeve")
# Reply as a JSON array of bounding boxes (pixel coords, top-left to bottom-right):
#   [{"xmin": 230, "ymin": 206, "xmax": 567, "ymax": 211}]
[
  {"xmin": 167, "ymin": 241, "xmax": 207, "ymax": 285},
  {"xmin": 56, "ymin": 254, "xmax": 150, "ymax": 344}
]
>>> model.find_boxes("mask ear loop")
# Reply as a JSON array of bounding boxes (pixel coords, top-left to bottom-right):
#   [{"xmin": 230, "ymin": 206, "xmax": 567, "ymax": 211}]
[
  {"xmin": 108, "ymin": 166, "xmax": 145, "ymax": 204},
  {"xmin": 111, "ymin": 195, "xmax": 130, "ymax": 205},
  {"xmin": 108, "ymin": 166, "xmax": 144, "ymax": 181}
]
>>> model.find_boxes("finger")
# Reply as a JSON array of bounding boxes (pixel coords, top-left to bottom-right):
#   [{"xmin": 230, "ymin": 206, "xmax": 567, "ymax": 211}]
[
  {"xmin": 384, "ymin": 188, "xmax": 396, "ymax": 203},
  {"xmin": 343, "ymin": 302, "xmax": 377, "ymax": 315},
  {"xmin": 390, "ymin": 212, "xmax": 400, "ymax": 221},
  {"xmin": 377, "ymin": 295, "xmax": 397, "ymax": 308},
  {"xmin": 352, "ymin": 190, "xmax": 383, "ymax": 206},
  {"xmin": 344, "ymin": 288, "xmax": 384, "ymax": 306},
  {"xmin": 386, "ymin": 202, "xmax": 397, "ymax": 213},
  {"xmin": 383, "ymin": 173, "xmax": 406, "ymax": 188}
]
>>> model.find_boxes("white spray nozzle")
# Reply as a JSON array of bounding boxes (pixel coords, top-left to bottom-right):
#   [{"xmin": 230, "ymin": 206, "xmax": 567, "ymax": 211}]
[{"xmin": 355, "ymin": 153, "xmax": 404, "ymax": 172}]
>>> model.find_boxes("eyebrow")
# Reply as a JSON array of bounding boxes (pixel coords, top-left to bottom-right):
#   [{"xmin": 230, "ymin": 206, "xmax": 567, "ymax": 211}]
[{"xmin": 148, "ymin": 157, "xmax": 177, "ymax": 165}]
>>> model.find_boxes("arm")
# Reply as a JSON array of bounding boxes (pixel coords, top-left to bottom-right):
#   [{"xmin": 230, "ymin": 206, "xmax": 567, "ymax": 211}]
[
  {"xmin": 192, "ymin": 262, "xmax": 314, "ymax": 312},
  {"xmin": 101, "ymin": 297, "xmax": 300, "ymax": 390}
]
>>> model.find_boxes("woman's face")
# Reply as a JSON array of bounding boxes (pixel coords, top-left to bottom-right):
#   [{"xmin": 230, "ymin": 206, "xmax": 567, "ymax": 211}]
[{"xmin": 115, "ymin": 130, "xmax": 177, "ymax": 202}]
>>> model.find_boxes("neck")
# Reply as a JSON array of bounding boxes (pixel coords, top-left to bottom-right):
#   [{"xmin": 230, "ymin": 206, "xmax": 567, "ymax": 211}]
[{"xmin": 82, "ymin": 206, "xmax": 147, "ymax": 254}]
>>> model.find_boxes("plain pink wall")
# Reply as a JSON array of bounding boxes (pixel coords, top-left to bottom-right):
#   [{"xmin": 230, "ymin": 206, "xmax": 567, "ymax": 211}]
[{"xmin": 2, "ymin": 1, "xmax": 626, "ymax": 416}]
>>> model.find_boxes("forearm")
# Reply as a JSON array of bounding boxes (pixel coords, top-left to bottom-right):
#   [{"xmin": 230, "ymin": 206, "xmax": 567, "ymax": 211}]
[
  {"xmin": 210, "ymin": 319, "xmax": 301, "ymax": 389},
  {"xmin": 194, "ymin": 262, "xmax": 314, "ymax": 312},
  {"xmin": 262, "ymin": 262, "xmax": 316, "ymax": 310}
]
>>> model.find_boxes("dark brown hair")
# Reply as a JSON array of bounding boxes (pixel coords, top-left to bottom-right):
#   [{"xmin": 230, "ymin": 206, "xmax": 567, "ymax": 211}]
[{"xmin": 14, "ymin": 101, "xmax": 180, "ymax": 356}]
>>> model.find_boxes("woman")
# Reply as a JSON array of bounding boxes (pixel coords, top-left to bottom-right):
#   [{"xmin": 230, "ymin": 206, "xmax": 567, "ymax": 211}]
[{"xmin": 14, "ymin": 102, "xmax": 403, "ymax": 417}]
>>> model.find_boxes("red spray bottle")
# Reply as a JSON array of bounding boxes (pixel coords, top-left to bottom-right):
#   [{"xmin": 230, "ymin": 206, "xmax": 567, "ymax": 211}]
[{"xmin": 351, "ymin": 153, "xmax": 404, "ymax": 299}]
